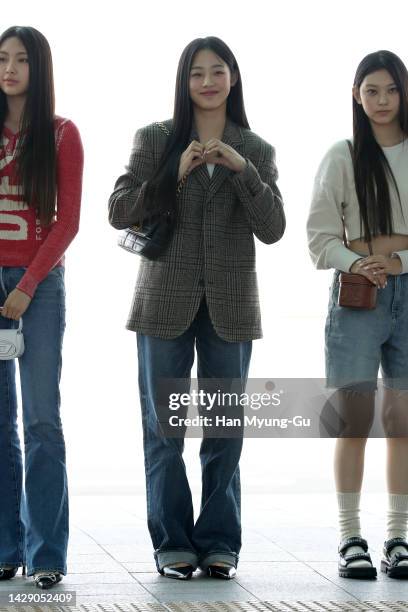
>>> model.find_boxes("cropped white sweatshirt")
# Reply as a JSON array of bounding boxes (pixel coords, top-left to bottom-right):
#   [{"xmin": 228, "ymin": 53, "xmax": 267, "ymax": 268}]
[{"xmin": 307, "ymin": 138, "xmax": 408, "ymax": 273}]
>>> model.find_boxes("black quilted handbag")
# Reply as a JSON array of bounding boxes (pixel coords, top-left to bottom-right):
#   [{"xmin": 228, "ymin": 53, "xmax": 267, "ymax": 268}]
[
  {"xmin": 117, "ymin": 211, "xmax": 175, "ymax": 260},
  {"xmin": 117, "ymin": 121, "xmax": 185, "ymax": 259}
]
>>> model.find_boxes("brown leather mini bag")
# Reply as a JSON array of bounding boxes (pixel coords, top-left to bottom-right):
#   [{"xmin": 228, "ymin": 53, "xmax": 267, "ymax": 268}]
[
  {"xmin": 338, "ymin": 272, "xmax": 377, "ymax": 309},
  {"xmin": 338, "ymin": 140, "xmax": 377, "ymax": 310}
]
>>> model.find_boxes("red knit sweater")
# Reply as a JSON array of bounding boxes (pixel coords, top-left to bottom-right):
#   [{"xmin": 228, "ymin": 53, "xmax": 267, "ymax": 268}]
[{"xmin": 0, "ymin": 116, "xmax": 84, "ymax": 297}]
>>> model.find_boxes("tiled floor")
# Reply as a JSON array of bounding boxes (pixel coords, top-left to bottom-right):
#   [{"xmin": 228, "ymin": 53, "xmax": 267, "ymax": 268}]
[{"xmin": 0, "ymin": 494, "xmax": 407, "ymax": 610}]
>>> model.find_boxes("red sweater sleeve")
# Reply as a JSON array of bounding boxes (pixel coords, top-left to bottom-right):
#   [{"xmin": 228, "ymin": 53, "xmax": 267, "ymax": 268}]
[{"xmin": 16, "ymin": 120, "xmax": 84, "ymax": 297}]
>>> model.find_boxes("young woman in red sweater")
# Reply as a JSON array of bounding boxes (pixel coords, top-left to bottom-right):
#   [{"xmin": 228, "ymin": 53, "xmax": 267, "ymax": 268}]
[{"xmin": 0, "ymin": 26, "xmax": 83, "ymax": 589}]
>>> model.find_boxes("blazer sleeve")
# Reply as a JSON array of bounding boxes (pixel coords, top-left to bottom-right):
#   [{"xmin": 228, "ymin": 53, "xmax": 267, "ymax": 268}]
[
  {"xmin": 229, "ymin": 140, "xmax": 285, "ymax": 244},
  {"xmin": 307, "ymin": 142, "xmax": 362, "ymax": 272},
  {"xmin": 108, "ymin": 126, "xmax": 155, "ymax": 229}
]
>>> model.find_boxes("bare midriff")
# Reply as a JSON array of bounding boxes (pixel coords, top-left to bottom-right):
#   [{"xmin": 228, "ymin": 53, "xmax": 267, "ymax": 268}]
[{"xmin": 348, "ymin": 234, "xmax": 408, "ymax": 257}]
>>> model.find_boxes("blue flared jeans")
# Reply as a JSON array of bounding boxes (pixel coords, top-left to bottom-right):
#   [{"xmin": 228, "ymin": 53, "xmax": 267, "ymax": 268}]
[
  {"xmin": 0, "ymin": 266, "xmax": 68, "ymax": 576},
  {"xmin": 137, "ymin": 295, "xmax": 252, "ymax": 572}
]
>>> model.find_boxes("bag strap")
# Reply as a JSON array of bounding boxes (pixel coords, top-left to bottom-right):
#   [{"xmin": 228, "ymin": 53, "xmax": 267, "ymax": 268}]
[
  {"xmin": 154, "ymin": 121, "xmax": 187, "ymax": 195},
  {"xmin": 155, "ymin": 121, "xmax": 170, "ymax": 137},
  {"xmin": 343, "ymin": 139, "xmax": 373, "ymax": 256},
  {"xmin": 0, "ymin": 309, "xmax": 23, "ymax": 331}
]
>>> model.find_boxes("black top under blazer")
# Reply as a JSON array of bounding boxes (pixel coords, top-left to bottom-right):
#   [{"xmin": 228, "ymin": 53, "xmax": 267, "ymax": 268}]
[{"xmin": 108, "ymin": 117, "xmax": 285, "ymax": 342}]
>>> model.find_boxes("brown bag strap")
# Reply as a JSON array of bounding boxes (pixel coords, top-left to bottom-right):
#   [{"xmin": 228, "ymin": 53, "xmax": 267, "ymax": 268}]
[{"xmin": 342, "ymin": 139, "xmax": 373, "ymax": 256}]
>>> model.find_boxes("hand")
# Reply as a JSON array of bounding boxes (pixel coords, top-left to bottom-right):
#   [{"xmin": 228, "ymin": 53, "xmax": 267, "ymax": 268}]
[
  {"xmin": 202, "ymin": 138, "xmax": 246, "ymax": 173},
  {"xmin": 359, "ymin": 254, "xmax": 402, "ymax": 276},
  {"xmin": 0, "ymin": 289, "xmax": 32, "ymax": 320},
  {"xmin": 350, "ymin": 258, "xmax": 387, "ymax": 288},
  {"xmin": 178, "ymin": 140, "xmax": 206, "ymax": 181}
]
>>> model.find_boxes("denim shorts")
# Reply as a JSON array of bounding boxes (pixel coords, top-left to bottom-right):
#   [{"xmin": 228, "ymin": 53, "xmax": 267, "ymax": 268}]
[{"xmin": 325, "ymin": 270, "xmax": 408, "ymax": 390}]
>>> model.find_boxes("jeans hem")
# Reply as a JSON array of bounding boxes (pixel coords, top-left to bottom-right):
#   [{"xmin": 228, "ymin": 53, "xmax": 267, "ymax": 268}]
[
  {"xmin": 154, "ymin": 549, "xmax": 198, "ymax": 572},
  {"xmin": 198, "ymin": 551, "xmax": 239, "ymax": 571},
  {"xmin": 325, "ymin": 378, "xmax": 378, "ymax": 392},
  {"xmin": 27, "ymin": 567, "xmax": 66, "ymax": 577}
]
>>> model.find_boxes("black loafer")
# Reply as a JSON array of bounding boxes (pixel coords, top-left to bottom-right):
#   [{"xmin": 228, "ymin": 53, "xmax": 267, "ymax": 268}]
[
  {"xmin": 381, "ymin": 537, "xmax": 408, "ymax": 579},
  {"xmin": 338, "ymin": 536, "xmax": 377, "ymax": 579},
  {"xmin": 207, "ymin": 564, "xmax": 236, "ymax": 579},
  {"xmin": 0, "ymin": 566, "xmax": 18, "ymax": 580},
  {"xmin": 34, "ymin": 571, "xmax": 62, "ymax": 589},
  {"xmin": 162, "ymin": 564, "xmax": 193, "ymax": 580}
]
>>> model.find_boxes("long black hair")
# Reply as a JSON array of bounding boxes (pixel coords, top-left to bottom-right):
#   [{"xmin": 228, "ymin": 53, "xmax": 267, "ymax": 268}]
[
  {"xmin": 0, "ymin": 26, "xmax": 56, "ymax": 226},
  {"xmin": 144, "ymin": 36, "xmax": 250, "ymax": 218},
  {"xmin": 352, "ymin": 50, "xmax": 408, "ymax": 241}
]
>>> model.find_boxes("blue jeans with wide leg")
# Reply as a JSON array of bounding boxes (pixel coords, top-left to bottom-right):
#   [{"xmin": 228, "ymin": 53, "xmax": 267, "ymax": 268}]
[
  {"xmin": 137, "ymin": 295, "xmax": 252, "ymax": 572},
  {"xmin": 0, "ymin": 266, "xmax": 68, "ymax": 577}
]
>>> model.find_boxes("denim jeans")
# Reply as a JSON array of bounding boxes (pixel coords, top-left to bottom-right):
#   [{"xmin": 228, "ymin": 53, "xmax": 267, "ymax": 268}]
[
  {"xmin": 137, "ymin": 295, "xmax": 252, "ymax": 572},
  {"xmin": 0, "ymin": 266, "xmax": 68, "ymax": 576},
  {"xmin": 326, "ymin": 270, "xmax": 408, "ymax": 390}
]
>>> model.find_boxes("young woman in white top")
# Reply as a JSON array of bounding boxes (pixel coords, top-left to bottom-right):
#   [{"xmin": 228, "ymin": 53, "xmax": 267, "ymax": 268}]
[{"xmin": 307, "ymin": 50, "xmax": 408, "ymax": 580}]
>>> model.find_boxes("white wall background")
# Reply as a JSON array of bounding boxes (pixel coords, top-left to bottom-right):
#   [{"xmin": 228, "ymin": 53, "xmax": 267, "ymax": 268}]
[{"xmin": 4, "ymin": 0, "xmax": 408, "ymax": 496}]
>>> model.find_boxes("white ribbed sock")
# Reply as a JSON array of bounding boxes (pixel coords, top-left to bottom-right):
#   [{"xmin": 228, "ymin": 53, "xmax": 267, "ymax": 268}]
[
  {"xmin": 386, "ymin": 494, "xmax": 408, "ymax": 567},
  {"xmin": 387, "ymin": 493, "xmax": 408, "ymax": 539},
  {"xmin": 337, "ymin": 492, "xmax": 371, "ymax": 568}
]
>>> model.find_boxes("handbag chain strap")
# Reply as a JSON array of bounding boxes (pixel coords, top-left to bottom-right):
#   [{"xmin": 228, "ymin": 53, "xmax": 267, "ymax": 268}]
[
  {"xmin": 341, "ymin": 139, "xmax": 373, "ymax": 256},
  {"xmin": 155, "ymin": 121, "xmax": 187, "ymax": 195}
]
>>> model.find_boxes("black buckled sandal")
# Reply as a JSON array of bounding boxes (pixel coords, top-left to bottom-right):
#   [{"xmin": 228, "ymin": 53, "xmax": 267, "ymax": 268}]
[
  {"xmin": 338, "ymin": 536, "xmax": 377, "ymax": 579},
  {"xmin": 381, "ymin": 537, "xmax": 408, "ymax": 579}
]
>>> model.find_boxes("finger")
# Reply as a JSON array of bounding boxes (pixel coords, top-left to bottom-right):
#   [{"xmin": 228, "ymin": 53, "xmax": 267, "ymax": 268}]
[
  {"xmin": 362, "ymin": 257, "xmax": 386, "ymax": 265},
  {"xmin": 204, "ymin": 138, "xmax": 220, "ymax": 147},
  {"xmin": 204, "ymin": 144, "xmax": 221, "ymax": 155},
  {"xmin": 185, "ymin": 145, "xmax": 204, "ymax": 159},
  {"xmin": 186, "ymin": 149, "xmax": 202, "ymax": 160},
  {"xmin": 371, "ymin": 272, "xmax": 387, "ymax": 287},
  {"xmin": 362, "ymin": 263, "xmax": 387, "ymax": 271},
  {"xmin": 188, "ymin": 158, "xmax": 205, "ymax": 173},
  {"xmin": 360, "ymin": 272, "xmax": 377, "ymax": 285},
  {"xmin": 189, "ymin": 140, "xmax": 204, "ymax": 149}
]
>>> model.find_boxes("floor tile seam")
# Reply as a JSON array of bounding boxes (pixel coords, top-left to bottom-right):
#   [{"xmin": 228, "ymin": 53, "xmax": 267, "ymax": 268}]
[
  {"xmin": 250, "ymin": 526, "xmax": 385, "ymax": 571},
  {"xmin": 71, "ymin": 525, "xmax": 164, "ymax": 606},
  {"xmin": 300, "ymin": 560, "xmax": 377, "ymax": 604},
  {"xmin": 250, "ymin": 528, "xmax": 326, "ymax": 566}
]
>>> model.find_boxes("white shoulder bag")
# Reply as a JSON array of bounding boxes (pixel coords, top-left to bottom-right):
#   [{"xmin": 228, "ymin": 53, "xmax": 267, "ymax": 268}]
[{"xmin": 0, "ymin": 316, "xmax": 25, "ymax": 359}]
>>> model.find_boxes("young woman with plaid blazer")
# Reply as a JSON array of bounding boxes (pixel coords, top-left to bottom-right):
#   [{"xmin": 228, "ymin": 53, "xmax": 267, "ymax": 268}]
[{"xmin": 109, "ymin": 36, "xmax": 285, "ymax": 581}]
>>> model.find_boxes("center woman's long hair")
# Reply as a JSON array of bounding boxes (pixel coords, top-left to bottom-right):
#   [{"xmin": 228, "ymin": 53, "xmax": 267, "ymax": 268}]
[
  {"xmin": 0, "ymin": 26, "xmax": 56, "ymax": 226},
  {"xmin": 352, "ymin": 50, "xmax": 408, "ymax": 241},
  {"xmin": 143, "ymin": 36, "xmax": 250, "ymax": 218}
]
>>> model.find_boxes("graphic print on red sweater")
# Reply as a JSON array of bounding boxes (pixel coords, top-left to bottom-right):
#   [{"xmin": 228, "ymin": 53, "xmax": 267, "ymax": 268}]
[{"xmin": 0, "ymin": 116, "xmax": 84, "ymax": 297}]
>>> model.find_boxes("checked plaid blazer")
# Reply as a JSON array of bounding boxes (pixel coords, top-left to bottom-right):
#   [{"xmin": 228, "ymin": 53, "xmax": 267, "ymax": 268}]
[{"xmin": 108, "ymin": 117, "xmax": 285, "ymax": 342}]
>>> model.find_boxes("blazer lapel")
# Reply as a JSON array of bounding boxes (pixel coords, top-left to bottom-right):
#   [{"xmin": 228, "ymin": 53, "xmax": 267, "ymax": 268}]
[
  {"xmin": 209, "ymin": 118, "xmax": 244, "ymax": 198},
  {"xmin": 187, "ymin": 118, "xmax": 244, "ymax": 196},
  {"xmin": 188, "ymin": 121, "xmax": 210, "ymax": 191}
]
